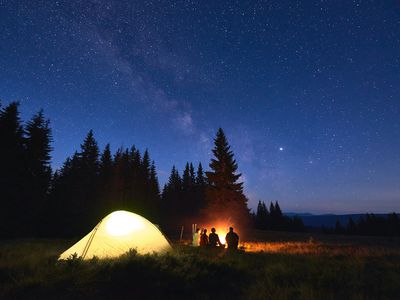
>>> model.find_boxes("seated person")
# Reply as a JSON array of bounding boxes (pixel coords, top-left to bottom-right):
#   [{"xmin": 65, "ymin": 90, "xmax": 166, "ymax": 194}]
[
  {"xmin": 192, "ymin": 228, "xmax": 200, "ymax": 246},
  {"xmin": 225, "ymin": 227, "xmax": 239, "ymax": 250},
  {"xmin": 200, "ymin": 229, "xmax": 209, "ymax": 247},
  {"xmin": 208, "ymin": 227, "xmax": 223, "ymax": 248}
]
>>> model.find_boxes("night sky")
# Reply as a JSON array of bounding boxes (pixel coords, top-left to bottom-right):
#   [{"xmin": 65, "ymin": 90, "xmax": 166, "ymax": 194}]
[{"xmin": 1, "ymin": 1, "xmax": 399, "ymax": 214}]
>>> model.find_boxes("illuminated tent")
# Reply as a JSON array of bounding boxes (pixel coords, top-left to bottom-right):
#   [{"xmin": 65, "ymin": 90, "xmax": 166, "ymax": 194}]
[{"xmin": 59, "ymin": 210, "xmax": 171, "ymax": 260}]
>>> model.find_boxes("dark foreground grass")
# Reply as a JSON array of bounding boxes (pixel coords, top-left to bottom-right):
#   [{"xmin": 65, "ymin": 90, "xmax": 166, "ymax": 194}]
[{"xmin": 1, "ymin": 239, "xmax": 400, "ymax": 300}]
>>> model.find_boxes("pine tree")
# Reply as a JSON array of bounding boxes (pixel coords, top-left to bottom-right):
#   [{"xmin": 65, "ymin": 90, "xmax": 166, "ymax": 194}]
[
  {"xmin": 162, "ymin": 166, "xmax": 183, "ymax": 225},
  {"xmin": 24, "ymin": 110, "xmax": 53, "ymax": 235},
  {"xmin": 182, "ymin": 162, "xmax": 192, "ymax": 191},
  {"xmin": 78, "ymin": 130, "xmax": 100, "ymax": 220},
  {"xmin": 99, "ymin": 144, "xmax": 113, "ymax": 215},
  {"xmin": 170, "ymin": 166, "xmax": 182, "ymax": 192},
  {"xmin": 181, "ymin": 162, "xmax": 199, "ymax": 217},
  {"xmin": 120, "ymin": 149, "xmax": 132, "ymax": 208},
  {"xmin": 262, "ymin": 201, "xmax": 268, "ymax": 229},
  {"xmin": 111, "ymin": 147, "xmax": 125, "ymax": 209},
  {"xmin": 269, "ymin": 202, "xmax": 276, "ymax": 218},
  {"xmin": 100, "ymin": 144, "xmax": 113, "ymax": 183},
  {"xmin": 194, "ymin": 162, "xmax": 207, "ymax": 212},
  {"xmin": 52, "ymin": 131, "xmax": 100, "ymax": 236},
  {"xmin": 0, "ymin": 102, "xmax": 26, "ymax": 237},
  {"xmin": 255, "ymin": 200, "xmax": 269, "ymax": 229},
  {"xmin": 205, "ymin": 128, "xmax": 250, "ymax": 227},
  {"xmin": 79, "ymin": 130, "xmax": 100, "ymax": 177},
  {"xmin": 150, "ymin": 161, "xmax": 160, "ymax": 198},
  {"xmin": 130, "ymin": 146, "xmax": 141, "ymax": 187},
  {"xmin": 274, "ymin": 201, "xmax": 282, "ymax": 218},
  {"xmin": 149, "ymin": 161, "xmax": 161, "ymax": 222},
  {"xmin": 49, "ymin": 152, "xmax": 81, "ymax": 236},
  {"xmin": 195, "ymin": 162, "xmax": 206, "ymax": 186},
  {"xmin": 189, "ymin": 163, "xmax": 196, "ymax": 185},
  {"xmin": 138, "ymin": 149, "xmax": 157, "ymax": 220},
  {"xmin": 141, "ymin": 150, "xmax": 151, "ymax": 182}
]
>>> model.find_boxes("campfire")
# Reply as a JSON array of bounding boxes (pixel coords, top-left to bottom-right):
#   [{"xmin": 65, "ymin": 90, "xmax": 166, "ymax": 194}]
[{"xmin": 191, "ymin": 222, "xmax": 238, "ymax": 245}]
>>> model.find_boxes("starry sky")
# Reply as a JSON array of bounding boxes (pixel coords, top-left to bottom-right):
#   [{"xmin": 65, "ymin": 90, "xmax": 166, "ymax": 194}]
[{"xmin": 1, "ymin": 0, "xmax": 399, "ymax": 214}]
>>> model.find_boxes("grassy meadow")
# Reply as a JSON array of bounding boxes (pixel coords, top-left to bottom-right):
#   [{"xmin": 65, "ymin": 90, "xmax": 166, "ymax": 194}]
[{"xmin": 1, "ymin": 231, "xmax": 400, "ymax": 299}]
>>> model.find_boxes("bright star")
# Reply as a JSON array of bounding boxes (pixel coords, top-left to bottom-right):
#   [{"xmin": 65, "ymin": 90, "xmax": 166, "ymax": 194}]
[{"xmin": 279, "ymin": 147, "xmax": 284, "ymax": 151}]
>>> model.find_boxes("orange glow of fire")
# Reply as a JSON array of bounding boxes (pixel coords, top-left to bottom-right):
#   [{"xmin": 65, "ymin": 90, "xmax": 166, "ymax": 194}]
[{"xmin": 215, "ymin": 227, "xmax": 228, "ymax": 244}]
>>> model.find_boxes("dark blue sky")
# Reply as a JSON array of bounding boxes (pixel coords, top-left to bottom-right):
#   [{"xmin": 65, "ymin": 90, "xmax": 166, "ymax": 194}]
[{"xmin": 1, "ymin": 0, "xmax": 399, "ymax": 213}]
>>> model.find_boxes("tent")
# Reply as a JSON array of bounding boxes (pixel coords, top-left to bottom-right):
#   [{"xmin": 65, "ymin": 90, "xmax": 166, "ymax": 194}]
[{"xmin": 59, "ymin": 210, "xmax": 171, "ymax": 260}]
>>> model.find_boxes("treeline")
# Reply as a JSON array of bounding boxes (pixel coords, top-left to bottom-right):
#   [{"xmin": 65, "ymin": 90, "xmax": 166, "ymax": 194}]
[
  {"xmin": 161, "ymin": 163, "xmax": 207, "ymax": 227},
  {"xmin": 0, "ymin": 102, "xmax": 166, "ymax": 237},
  {"xmin": 327, "ymin": 213, "xmax": 400, "ymax": 237},
  {"xmin": 0, "ymin": 102, "xmax": 52, "ymax": 237},
  {"xmin": 48, "ymin": 132, "xmax": 162, "ymax": 237},
  {"xmin": 0, "ymin": 102, "xmax": 253, "ymax": 238},
  {"xmin": 253, "ymin": 201, "xmax": 305, "ymax": 232}
]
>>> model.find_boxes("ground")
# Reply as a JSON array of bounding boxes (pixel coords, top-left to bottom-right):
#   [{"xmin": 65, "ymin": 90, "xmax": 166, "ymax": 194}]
[{"xmin": 1, "ymin": 231, "xmax": 399, "ymax": 299}]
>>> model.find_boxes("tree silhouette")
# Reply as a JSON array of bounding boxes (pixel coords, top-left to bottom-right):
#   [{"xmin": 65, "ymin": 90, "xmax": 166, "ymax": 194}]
[
  {"xmin": 98, "ymin": 144, "xmax": 113, "ymax": 215},
  {"xmin": 194, "ymin": 162, "xmax": 207, "ymax": 213},
  {"xmin": 255, "ymin": 200, "xmax": 268, "ymax": 229},
  {"xmin": 254, "ymin": 200, "xmax": 305, "ymax": 232},
  {"xmin": 162, "ymin": 166, "xmax": 182, "ymax": 226},
  {"xmin": 205, "ymin": 128, "xmax": 250, "ymax": 228},
  {"xmin": 149, "ymin": 161, "xmax": 161, "ymax": 222},
  {"xmin": 25, "ymin": 110, "xmax": 52, "ymax": 235},
  {"xmin": 0, "ymin": 102, "xmax": 25, "ymax": 237}
]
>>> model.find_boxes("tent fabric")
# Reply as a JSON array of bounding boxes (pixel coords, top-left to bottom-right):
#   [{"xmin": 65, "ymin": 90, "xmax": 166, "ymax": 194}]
[{"xmin": 59, "ymin": 210, "xmax": 171, "ymax": 260}]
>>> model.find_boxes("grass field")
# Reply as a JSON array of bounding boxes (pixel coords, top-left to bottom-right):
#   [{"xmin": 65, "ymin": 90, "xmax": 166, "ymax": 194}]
[{"xmin": 1, "ymin": 231, "xmax": 400, "ymax": 299}]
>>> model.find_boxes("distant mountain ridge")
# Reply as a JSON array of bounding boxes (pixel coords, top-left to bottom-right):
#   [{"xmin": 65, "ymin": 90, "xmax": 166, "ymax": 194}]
[{"xmin": 284, "ymin": 213, "xmax": 393, "ymax": 228}]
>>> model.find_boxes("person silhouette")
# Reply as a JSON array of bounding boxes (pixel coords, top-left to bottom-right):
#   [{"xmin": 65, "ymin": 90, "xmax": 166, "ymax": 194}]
[
  {"xmin": 200, "ymin": 229, "xmax": 209, "ymax": 247},
  {"xmin": 192, "ymin": 228, "xmax": 200, "ymax": 247},
  {"xmin": 225, "ymin": 227, "xmax": 239, "ymax": 250},
  {"xmin": 208, "ymin": 227, "xmax": 223, "ymax": 248}
]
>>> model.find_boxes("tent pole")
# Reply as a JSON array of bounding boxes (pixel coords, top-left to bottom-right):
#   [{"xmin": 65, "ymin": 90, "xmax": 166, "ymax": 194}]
[{"xmin": 82, "ymin": 219, "xmax": 102, "ymax": 259}]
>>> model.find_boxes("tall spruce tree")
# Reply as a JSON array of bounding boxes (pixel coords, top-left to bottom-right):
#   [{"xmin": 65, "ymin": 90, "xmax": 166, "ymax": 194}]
[
  {"xmin": 0, "ymin": 102, "xmax": 26, "ymax": 237},
  {"xmin": 148, "ymin": 161, "xmax": 161, "ymax": 222},
  {"xmin": 161, "ymin": 166, "xmax": 182, "ymax": 225},
  {"xmin": 194, "ymin": 162, "xmax": 207, "ymax": 212},
  {"xmin": 182, "ymin": 162, "xmax": 192, "ymax": 192},
  {"xmin": 24, "ymin": 110, "xmax": 52, "ymax": 234},
  {"xmin": 137, "ymin": 149, "xmax": 157, "ymax": 220},
  {"xmin": 98, "ymin": 144, "xmax": 113, "ymax": 215},
  {"xmin": 195, "ymin": 163, "xmax": 206, "ymax": 186},
  {"xmin": 52, "ymin": 131, "xmax": 100, "ymax": 236},
  {"xmin": 255, "ymin": 200, "xmax": 268, "ymax": 229},
  {"xmin": 79, "ymin": 130, "xmax": 100, "ymax": 223},
  {"xmin": 181, "ymin": 162, "xmax": 198, "ymax": 217},
  {"xmin": 79, "ymin": 130, "xmax": 100, "ymax": 179},
  {"xmin": 100, "ymin": 144, "xmax": 112, "ymax": 183},
  {"xmin": 111, "ymin": 147, "xmax": 125, "ymax": 209},
  {"xmin": 205, "ymin": 128, "xmax": 250, "ymax": 227},
  {"xmin": 141, "ymin": 150, "xmax": 151, "ymax": 209},
  {"xmin": 189, "ymin": 163, "xmax": 195, "ymax": 185},
  {"xmin": 49, "ymin": 151, "xmax": 81, "ymax": 236},
  {"xmin": 129, "ymin": 146, "xmax": 142, "ymax": 204},
  {"xmin": 150, "ymin": 161, "xmax": 160, "ymax": 198}
]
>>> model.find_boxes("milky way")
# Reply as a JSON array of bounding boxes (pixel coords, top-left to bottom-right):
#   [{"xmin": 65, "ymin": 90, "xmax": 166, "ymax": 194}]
[{"xmin": 1, "ymin": 0, "xmax": 399, "ymax": 213}]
